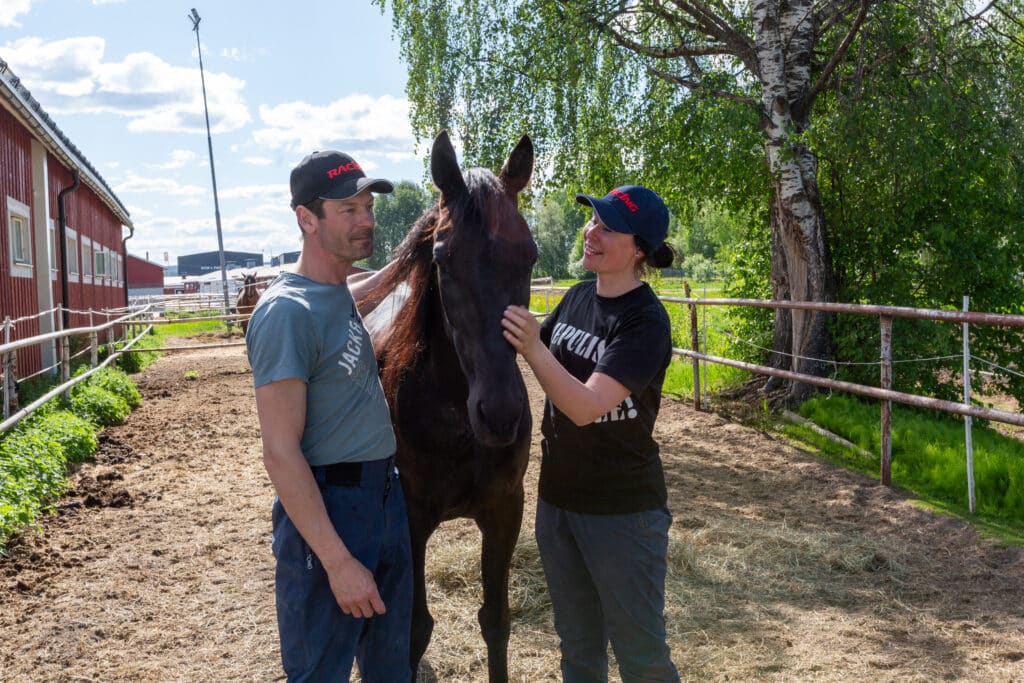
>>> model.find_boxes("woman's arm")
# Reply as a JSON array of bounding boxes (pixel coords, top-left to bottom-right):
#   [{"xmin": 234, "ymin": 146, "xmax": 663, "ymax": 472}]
[{"xmin": 502, "ymin": 305, "xmax": 630, "ymax": 426}]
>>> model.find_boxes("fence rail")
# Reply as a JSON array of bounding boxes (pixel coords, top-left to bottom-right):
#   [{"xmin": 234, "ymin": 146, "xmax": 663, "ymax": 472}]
[
  {"xmin": 5, "ymin": 289, "xmax": 1023, "ymax": 508},
  {"xmin": 532, "ymin": 283, "xmax": 1024, "ymax": 503},
  {"xmin": 0, "ymin": 294, "xmax": 242, "ymax": 433}
]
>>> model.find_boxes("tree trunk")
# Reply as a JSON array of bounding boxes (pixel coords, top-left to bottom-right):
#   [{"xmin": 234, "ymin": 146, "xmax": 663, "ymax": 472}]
[{"xmin": 755, "ymin": 0, "xmax": 836, "ymax": 406}]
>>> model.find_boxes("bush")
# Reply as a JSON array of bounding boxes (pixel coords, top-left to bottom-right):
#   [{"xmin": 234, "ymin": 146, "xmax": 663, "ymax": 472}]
[
  {"xmin": 68, "ymin": 384, "xmax": 131, "ymax": 427},
  {"xmin": 83, "ymin": 367, "xmax": 142, "ymax": 408},
  {"xmin": 0, "ymin": 427, "xmax": 67, "ymax": 540},
  {"xmin": 39, "ymin": 410, "xmax": 98, "ymax": 463}
]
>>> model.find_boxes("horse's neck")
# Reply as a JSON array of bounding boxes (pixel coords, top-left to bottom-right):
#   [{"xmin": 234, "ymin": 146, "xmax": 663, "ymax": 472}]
[
  {"xmin": 368, "ymin": 273, "xmax": 467, "ymax": 401},
  {"xmin": 362, "ymin": 280, "xmax": 411, "ymax": 345}
]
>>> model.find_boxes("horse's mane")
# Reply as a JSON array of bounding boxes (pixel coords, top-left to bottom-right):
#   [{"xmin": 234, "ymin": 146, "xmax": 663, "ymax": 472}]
[{"xmin": 362, "ymin": 169, "xmax": 504, "ymax": 402}]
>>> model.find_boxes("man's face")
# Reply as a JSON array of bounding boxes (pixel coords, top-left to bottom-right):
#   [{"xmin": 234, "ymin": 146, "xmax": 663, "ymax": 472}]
[{"xmin": 311, "ymin": 189, "xmax": 376, "ymax": 264}]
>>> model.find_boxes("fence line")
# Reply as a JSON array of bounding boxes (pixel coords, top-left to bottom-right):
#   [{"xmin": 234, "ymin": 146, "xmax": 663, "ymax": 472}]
[{"xmin": 533, "ymin": 284, "xmax": 1023, "ymax": 491}]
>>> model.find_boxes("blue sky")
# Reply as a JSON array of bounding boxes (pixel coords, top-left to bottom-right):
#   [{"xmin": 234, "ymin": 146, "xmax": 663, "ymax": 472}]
[{"xmin": 0, "ymin": 0, "xmax": 426, "ymax": 266}]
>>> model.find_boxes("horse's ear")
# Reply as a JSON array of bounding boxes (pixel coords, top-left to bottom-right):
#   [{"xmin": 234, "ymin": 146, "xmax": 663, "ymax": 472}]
[
  {"xmin": 430, "ymin": 130, "xmax": 467, "ymax": 200},
  {"xmin": 499, "ymin": 134, "xmax": 533, "ymax": 196}
]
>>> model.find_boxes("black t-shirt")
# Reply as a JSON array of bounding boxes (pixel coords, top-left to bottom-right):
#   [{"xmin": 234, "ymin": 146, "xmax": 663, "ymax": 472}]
[{"xmin": 538, "ymin": 280, "xmax": 672, "ymax": 514}]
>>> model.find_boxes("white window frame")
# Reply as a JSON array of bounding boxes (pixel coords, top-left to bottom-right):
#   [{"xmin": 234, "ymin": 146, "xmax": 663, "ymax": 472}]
[
  {"xmin": 66, "ymin": 228, "xmax": 79, "ymax": 282},
  {"xmin": 7, "ymin": 196, "xmax": 33, "ymax": 278},
  {"xmin": 82, "ymin": 237, "xmax": 93, "ymax": 282},
  {"xmin": 94, "ymin": 243, "xmax": 106, "ymax": 281}
]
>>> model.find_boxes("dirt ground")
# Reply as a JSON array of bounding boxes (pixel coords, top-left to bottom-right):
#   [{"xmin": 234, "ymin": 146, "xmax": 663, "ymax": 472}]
[{"xmin": 2, "ymin": 338, "xmax": 1023, "ymax": 682}]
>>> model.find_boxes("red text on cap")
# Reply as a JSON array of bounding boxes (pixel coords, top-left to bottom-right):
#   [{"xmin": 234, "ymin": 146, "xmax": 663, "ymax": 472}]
[
  {"xmin": 610, "ymin": 188, "xmax": 638, "ymax": 213},
  {"xmin": 326, "ymin": 161, "xmax": 363, "ymax": 179}
]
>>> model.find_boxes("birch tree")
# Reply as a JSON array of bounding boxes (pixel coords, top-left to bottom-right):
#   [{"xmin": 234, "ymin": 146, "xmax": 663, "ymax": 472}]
[{"xmin": 378, "ymin": 0, "xmax": 1014, "ymax": 404}]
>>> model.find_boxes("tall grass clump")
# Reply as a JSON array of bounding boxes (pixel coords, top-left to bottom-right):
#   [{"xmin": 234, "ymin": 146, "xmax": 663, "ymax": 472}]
[
  {"xmin": 79, "ymin": 366, "xmax": 142, "ymax": 408},
  {"xmin": 797, "ymin": 395, "xmax": 1024, "ymax": 526},
  {"xmin": 1, "ymin": 364, "xmax": 144, "ymax": 546},
  {"xmin": 0, "ymin": 425, "xmax": 67, "ymax": 542}
]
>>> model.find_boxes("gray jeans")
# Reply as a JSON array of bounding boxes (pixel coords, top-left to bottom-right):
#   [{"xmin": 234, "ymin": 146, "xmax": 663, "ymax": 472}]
[{"xmin": 536, "ymin": 498, "xmax": 680, "ymax": 683}]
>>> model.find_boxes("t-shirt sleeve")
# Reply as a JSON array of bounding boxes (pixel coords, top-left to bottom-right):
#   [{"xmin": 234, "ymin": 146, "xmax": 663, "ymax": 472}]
[
  {"xmin": 246, "ymin": 298, "xmax": 318, "ymax": 388},
  {"xmin": 593, "ymin": 304, "xmax": 671, "ymax": 396}
]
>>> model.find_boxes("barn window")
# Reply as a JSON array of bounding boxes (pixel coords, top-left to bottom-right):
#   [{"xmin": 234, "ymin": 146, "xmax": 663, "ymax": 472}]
[
  {"xmin": 66, "ymin": 229, "xmax": 79, "ymax": 280},
  {"xmin": 7, "ymin": 197, "xmax": 32, "ymax": 278},
  {"xmin": 94, "ymin": 244, "xmax": 106, "ymax": 279},
  {"xmin": 83, "ymin": 238, "xmax": 93, "ymax": 280}
]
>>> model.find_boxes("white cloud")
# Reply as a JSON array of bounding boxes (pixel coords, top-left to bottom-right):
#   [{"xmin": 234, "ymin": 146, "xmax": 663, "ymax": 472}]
[
  {"xmin": 151, "ymin": 149, "xmax": 197, "ymax": 170},
  {"xmin": 219, "ymin": 184, "xmax": 288, "ymax": 201},
  {"xmin": 114, "ymin": 174, "xmax": 207, "ymax": 197},
  {"xmin": 242, "ymin": 156, "xmax": 273, "ymax": 166},
  {"xmin": 218, "ymin": 47, "xmax": 266, "ymax": 62},
  {"xmin": 252, "ymin": 94, "xmax": 417, "ymax": 167},
  {"xmin": 0, "ymin": 0, "xmax": 32, "ymax": 27},
  {"xmin": 0, "ymin": 36, "xmax": 251, "ymax": 134},
  {"xmin": 91, "ymin": 0, "xmax": 127, "ymax": 4}
]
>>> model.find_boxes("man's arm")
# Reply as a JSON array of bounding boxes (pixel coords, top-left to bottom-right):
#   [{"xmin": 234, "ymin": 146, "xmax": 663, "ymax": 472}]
[{"xmin": 254, "ymin": 378, "xmax": 386, "ymax": 618}]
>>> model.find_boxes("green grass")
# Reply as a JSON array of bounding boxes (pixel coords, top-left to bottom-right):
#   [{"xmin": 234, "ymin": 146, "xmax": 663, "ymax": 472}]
[
  {"xmin": 160, "ymin": 319, "xmax": 229, "ymax": 336},
  {"xmin": 787, "ymin": 394, "xmax": 1024, "ymax": 541}
]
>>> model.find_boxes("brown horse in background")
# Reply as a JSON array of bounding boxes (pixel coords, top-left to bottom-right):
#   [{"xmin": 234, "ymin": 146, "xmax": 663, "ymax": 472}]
[
  {"xmin": 358, "ymin": 131, "xmax": 536, "ymax": 682},
  {"xmin": 236, "ymin": 272, "xmax": 260, "ymax": 335}
]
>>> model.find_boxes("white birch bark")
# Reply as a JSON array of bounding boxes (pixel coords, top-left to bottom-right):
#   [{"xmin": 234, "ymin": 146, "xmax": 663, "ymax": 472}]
[{"xmin": 753, "ymin": 0, "xmax": 835, "ymax": 403}]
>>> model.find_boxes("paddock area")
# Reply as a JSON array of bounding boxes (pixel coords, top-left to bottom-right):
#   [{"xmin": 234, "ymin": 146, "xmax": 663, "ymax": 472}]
[{"xmin": 1, "ymin": 340, "xmax": 1022, "ymax": 681}]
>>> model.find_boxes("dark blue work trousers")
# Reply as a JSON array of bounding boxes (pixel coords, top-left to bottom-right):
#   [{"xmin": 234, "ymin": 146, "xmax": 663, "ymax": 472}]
[
  {"xmin": 271, "ymin": 458, "xmax": 412, "ymax": 682},
  {"xmin": 536, "ymin": 498, "xmax": 680, "ymax": 683}
]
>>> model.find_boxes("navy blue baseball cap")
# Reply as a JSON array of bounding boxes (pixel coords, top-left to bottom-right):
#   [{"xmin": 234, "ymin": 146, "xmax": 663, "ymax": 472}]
[
  {"xmin": 290, "ymin": 151, "xmax": 394, "ymax": 209},
  {"xmin": 575, "ymin": 185, "xmax": 669, "ymax": 251}
]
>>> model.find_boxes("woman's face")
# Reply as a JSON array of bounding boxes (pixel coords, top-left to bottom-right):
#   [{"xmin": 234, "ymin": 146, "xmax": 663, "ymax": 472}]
[{"xmin": 581, "ymin": 212, "xmax": 641, "ymax": 277}]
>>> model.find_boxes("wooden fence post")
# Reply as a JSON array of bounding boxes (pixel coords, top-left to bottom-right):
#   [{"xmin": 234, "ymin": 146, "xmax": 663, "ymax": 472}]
[
  {"xmin": 89, "ymin": 309, "xmax": 98, "ymax": 367},
  {"xmin": 684, "ymin": 281, "xmax": 702, "ymax": 411},
  {"xmin": 963, "ymin": 295, "xmax": 976, "ymax": 513},
  {"xmin": 879, "ymin": 315, "xmax": 893, "ymax": 486},
  {"xmin": 2, "ymin": 316, "xmax": 12, "ymax": 420},
  {"xmin": 58, "ymin": 306, "xmax": 70, "ymax": 392}
]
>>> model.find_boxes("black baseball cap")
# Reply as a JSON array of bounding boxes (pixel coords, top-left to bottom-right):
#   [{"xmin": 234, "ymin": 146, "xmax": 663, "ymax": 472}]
[
  {"xmin": 289, "ymin": 151, "xmax": 394, "ymax": 209},
  {"xmin": 575, "ymin": 185, "xmax": 669, "ymax": 251}
]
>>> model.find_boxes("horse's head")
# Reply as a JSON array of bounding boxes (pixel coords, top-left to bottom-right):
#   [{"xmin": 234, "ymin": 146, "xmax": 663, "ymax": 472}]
[{"xmin": 430, "ymin": 131, "xmax": 536, "ymax": 447}]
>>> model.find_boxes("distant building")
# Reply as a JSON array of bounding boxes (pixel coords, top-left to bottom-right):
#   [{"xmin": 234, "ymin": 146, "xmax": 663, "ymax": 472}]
[
  {"xmin": 177, "ymin": 250, "xmax": 263, "ymax": 276},
  {"xmin": 0, "ymin": 58, "xmax": 132, "ymax": 378},
  {"xmin": 126, "ymin": 254, "xmax": 164, "ymax": 297},
  {"xmin": 271, "ymin": 251, "xmax": 300, "ymax": 267}
]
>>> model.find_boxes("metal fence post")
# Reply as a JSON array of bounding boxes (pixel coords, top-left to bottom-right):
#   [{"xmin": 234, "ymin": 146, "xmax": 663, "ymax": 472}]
[
  {"xmin": 963, "ymin": 295, "xmax": 976, "ymax": 513},
  {"xmin": 89, "ymin": 309, "xmax": 98, "ymax": 367},
  {"xmin": 2, "ymin": 316, "xmax": 12, "ymax": 420},
  {"xmin": 684, "ymin": 281, "xmax": 702, "ymax": 411},
  {"xmin": 58, "ymin": 306, "xmax": 70, "ymax": 392},
  {"xmin": 879, "ymin": 315, "xmax": 893, "ymax": 486}
]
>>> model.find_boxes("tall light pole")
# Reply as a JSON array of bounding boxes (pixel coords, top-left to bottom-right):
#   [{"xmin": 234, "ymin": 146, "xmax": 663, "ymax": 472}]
[{"xmin": 188, "ymin": 8, "xmax": 231, "ymax": 315}]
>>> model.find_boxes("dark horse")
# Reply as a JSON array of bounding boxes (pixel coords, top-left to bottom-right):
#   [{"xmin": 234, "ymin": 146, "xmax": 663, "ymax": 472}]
[
  {"xmin": 358, "ymin": 131, "xmax": 536, "ymax": 682},
  {"xmin": 236, "ymin": 272, "xmax": 260, "ymax": 335}
]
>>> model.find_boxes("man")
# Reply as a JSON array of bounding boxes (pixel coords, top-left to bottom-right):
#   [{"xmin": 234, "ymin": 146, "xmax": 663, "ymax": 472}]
[{"xmin": 246, "ymin": 151, "xmax": 411, "ymax": 681}]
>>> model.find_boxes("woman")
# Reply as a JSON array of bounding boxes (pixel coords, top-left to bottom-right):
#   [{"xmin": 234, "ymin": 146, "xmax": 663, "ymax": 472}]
[{"xmin": 502, "ymin": 185, "xmax": 680, "ymax": 682}]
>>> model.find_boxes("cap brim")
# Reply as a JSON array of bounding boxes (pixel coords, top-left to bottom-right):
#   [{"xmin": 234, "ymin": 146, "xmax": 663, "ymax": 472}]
[
  {"xmin": 575, "ymin": 192, "xmax": 634, "ymax": 235},
  {"xmin": 319, "ymin": 177, "xmax": 395, "ymax": 201}
]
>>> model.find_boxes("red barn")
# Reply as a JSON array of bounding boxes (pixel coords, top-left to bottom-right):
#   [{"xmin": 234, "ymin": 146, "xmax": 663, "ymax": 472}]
[
  {"xmin": 0, "ymin": 59, "xmax": 133, "ymax": 379},
  {"xmin": 126, "ymin": 254, "xmax": 165, "ymax": 298}
]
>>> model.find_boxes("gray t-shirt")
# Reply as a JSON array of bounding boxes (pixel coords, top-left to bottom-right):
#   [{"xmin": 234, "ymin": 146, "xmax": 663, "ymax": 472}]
[{"xmin": 246, "ymin": 272, "xmax": 396, "ymax": 466}]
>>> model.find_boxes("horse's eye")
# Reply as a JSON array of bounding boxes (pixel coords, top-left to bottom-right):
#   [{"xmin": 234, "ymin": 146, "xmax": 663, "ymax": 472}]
[{"xmin": 432, "ymin": 241, "xmax": 451, "ymax": 265}]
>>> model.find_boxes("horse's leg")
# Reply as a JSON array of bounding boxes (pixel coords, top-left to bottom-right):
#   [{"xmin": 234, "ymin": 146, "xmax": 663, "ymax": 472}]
[
  {"xmin": 474, "ymin": 485, "xmax": 524, "ymax": 683},
  {"xmin": 407, "ymin": 503, "xmax": 438, "ymax": 682}
]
